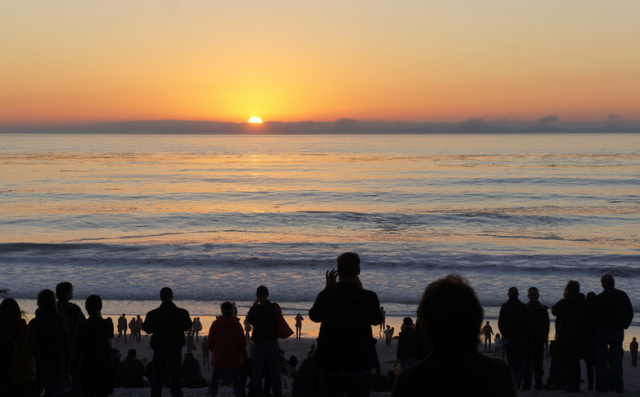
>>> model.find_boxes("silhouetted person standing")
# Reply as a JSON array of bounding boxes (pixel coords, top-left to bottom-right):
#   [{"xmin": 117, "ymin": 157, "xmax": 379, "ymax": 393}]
[
  {"xmin": 71, "ymin": 295, "xmax": 114, "ymax": 397},
  {"xmin": 631, "ymin": 337, "xmax": 638, "ymax": 367},
  {"xmin": 482, "ymin": 321, "xmax": 494, "ymax": 351},
  {"xmin": 29, "ymin": 289, "xmax": 70, "ymax": 397},
  {"xmin": 392, "ymin": 275, "xmax": 516, "ymax": 397},
  {"xmin": 309, "ymin": 252, "xmax": 383, "ymax": 396},
  {"xmin": 551, "ymin": 280, "xmax": 587, "ymax": 393},
  {"xmin": 498, "ymin": 286, "xmax": 531, "ymax": 389},
  {"xmin": 143, "ymin": 287, "xmax": 193, "ymax": 397},
  {"xmin": 295, "ymin": 313, "xmax": 304, "ymax": 339},
  {"xmin": 117, "ymin": 314, "xmax": 128, "ymax": 343},
  {"xmin": 56, "ymin": 281, "xmax": 86, "ymax": 397},
  {"xmin": 0, "ymin": 298, "xmax": 39, "ymax": 397},
  {"xmin": 593, "ymin": 274, "xmax": 633, "ymax": 393},
  {"xmin": 522, "ymin": 287, "xmax": 549, "ymax": 391},
  {"xmin": 246, "ymin": 285, "xmax": 282, "ymax": 397}
]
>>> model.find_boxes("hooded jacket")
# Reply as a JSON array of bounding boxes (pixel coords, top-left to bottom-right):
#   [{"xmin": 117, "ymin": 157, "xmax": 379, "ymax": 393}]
[{"xmin": 207, "ymin": 315, "xmax": 246, "ymax": 369}]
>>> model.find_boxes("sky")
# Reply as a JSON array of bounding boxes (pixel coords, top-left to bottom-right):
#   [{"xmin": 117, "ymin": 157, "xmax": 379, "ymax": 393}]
[{"xmin": 2, "ymin": 0, "xmax": 640, "ymax": 124}]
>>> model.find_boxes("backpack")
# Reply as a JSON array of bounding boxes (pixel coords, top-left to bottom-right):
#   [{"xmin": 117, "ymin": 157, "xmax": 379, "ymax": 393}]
[{"xmin": 3, "ymin": 332, "xmax": 36, "ymax": 388}]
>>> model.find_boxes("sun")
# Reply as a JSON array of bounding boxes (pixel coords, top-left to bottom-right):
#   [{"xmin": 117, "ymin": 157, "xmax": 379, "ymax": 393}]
[{"xmin": 248, "ymin": 117, "xmax": 263, "ymax": 124}]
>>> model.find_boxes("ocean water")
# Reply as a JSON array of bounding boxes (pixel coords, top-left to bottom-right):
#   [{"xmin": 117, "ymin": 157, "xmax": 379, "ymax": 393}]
[{"xmin": 1, "ymin": 133, "xmax": 639, "ymax": 322}]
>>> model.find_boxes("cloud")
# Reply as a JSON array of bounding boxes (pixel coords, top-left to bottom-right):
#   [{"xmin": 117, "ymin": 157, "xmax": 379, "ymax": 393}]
[{"xmin": 3, "ymin": 117, "xmax": 640, "ymax": 134}]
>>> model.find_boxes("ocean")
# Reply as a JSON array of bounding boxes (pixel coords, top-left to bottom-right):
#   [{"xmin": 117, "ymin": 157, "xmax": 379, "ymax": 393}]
[{"xmin": 1, "ymin": 133, "xmax": 639, "ymax": 326}]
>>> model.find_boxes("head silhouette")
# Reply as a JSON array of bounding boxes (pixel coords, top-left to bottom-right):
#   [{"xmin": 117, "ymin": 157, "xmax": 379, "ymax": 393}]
[
  {"xmin": 337, "ymin": 252, "xmax": 360, "ymax": 278},
  {"xmin": 601, "ymin": 274, "xmax": 615, "ymax": 290},
  {"xmin": 417, "ymin": 274, "xmax": 483, "ymax": 354}
]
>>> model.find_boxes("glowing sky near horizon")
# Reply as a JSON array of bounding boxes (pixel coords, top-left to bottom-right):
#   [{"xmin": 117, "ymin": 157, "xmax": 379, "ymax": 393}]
[{"xmin": 1, "ymin": 0, "xmax": 639, "ymax": 124}]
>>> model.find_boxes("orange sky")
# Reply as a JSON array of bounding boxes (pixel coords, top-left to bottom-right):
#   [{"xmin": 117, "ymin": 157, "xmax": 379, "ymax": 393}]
[{"xmin": 1, "ymin": 0, "xmax": 639, "ymax": 124}]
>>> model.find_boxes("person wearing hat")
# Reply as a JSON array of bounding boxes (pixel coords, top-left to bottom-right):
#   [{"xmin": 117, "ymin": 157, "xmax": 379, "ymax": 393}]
[{"xmin": 246, "ymin": 285, "xmax": 282, "ymax": 397}]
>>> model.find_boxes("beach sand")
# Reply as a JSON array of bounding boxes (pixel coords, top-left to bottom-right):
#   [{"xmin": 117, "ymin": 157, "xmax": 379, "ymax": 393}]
[{"xmin": 106, "ymin": 335, "xmax": 640, "ymax": 397}]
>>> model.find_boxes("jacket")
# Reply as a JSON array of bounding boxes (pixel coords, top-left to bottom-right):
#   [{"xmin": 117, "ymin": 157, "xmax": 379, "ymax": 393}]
[
  {"xmin": 70, "ymin": 316, "xmax": 114, "ymax": 393},
  {"xmin": 552, "ymin": 292, "xmax": 587, "ymax": 359},
  {"xmin": 28, "ymin": 309, "xmax": 69, "ymax": 379},
  {"xmin": 0, "ymin": 317, "xmax": 39, "ymax": 397},
  {"xmin": 142, "ymin": 301, "xmax": 192, "ymax": 350},
  {"xmin": 309, "ymin": 282, "xmax": 382, "ymax": 373},
  {"xmin": 207, "ymin": 315, "xmax": 246, "ymax": 369},
  {"xmin": 527, "ymin": 301, "xmax": 550, "ymax": 344},
  {"xmin": 246, "ymin": 300, "xmax": 278, "ymax": 342},
  {"xmin": 396, "ymin": 327, "xmax": 418, "ymax": 360},
  {"xmin": 498, "ymin": 297, "xmax": 531, "ymax": 339},
  {"xmin": 593, "ymin": 287, "xmax": 634, "ymax": 330}
]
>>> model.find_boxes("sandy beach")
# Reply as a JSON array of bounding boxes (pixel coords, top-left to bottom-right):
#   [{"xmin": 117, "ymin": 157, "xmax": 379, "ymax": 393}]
[{"xmin": 105, "ymin": 334, "xmax": 640, "ymax": 397}]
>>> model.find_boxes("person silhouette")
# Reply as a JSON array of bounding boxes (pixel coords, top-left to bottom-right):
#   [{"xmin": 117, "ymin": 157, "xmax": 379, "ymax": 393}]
[
  {"xmin": 392, "ymin": 275, "xmax": 516, "ymax": 397},
  {"xmin": 142, "ymin": 287, "xmax": 192, "ymax": 397}
]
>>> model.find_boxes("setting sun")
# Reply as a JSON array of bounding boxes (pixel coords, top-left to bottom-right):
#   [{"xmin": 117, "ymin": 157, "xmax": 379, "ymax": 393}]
[{"xmin": 248, "ymin": 117, "xmax": 263, "ymax": 124}]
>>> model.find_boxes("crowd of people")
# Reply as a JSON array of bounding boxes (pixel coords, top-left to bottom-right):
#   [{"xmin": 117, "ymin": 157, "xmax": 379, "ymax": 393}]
[{"xmin": 0, "ymin": 252, "xmax": 636, "ymax": 397}]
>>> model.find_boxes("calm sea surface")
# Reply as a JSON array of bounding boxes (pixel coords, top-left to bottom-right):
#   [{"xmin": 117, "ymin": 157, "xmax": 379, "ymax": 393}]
[{"xmin": 1, "ymin": 133, "xmax": 639, "ymax": 321}]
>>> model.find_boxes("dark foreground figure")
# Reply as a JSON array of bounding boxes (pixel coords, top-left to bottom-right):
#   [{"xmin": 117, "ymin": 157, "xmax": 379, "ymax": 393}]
[
  {"xmin": 143, "ymin": 287, "xmax": 193, "ymax": 397},
  {"xmin": 309, "ymin": 252, "xmax": 382, "ymax": 397},
  {"xmin": 392, "ymin": 275, "xmax": 517, "ymax": 397}
]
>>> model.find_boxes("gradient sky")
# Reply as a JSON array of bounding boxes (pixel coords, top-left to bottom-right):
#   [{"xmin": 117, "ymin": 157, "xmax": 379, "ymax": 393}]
[{"xmin": 2, "ymin": 0, "xmax": 639, "ymax": 124}]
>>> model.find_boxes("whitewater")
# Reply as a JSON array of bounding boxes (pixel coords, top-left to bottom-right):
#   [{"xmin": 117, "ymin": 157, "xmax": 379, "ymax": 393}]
[{"xmin": 1, "ymin": 133, "xmax": 639, "ymax": 321}]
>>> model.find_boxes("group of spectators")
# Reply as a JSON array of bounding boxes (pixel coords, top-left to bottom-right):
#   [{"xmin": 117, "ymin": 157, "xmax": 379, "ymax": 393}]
[
  {"xmin": 497, "ymin": 274, "xmax": 634, "ymax": 393},
  {"xmin": 0, "ymin": 254, "xmax": 636, "ymax": 397}
]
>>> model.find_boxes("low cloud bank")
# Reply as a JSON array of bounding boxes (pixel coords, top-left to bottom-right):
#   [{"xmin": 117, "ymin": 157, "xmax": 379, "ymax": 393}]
[{"xmin": 3, "ymin": 116, "xmax": 640, "ymax": 134}]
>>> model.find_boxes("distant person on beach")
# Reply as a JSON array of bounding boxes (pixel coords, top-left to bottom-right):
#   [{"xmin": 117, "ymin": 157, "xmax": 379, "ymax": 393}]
[
  {"xmin": 70, "ymin": 295, "xmax": 115, "ymax": 396},
  {"xmin": 117, "ymin": 313, "xmax": 128, "ymax": 342},
  {"xmin": 135, "ymin": 314, "xmax": 143, "ymax": 342},
  {"xmin": 522, "ymin": 287, "xmax": 549, "ymax": 391},
  {"xmin": 201, "ymin": 336, "xmax": 210, "ymax": 370},
  {"xmin": 295, "ymin": 313, "xmax": 304, "ymax": 339},
  {"xmin": 207, "ymin": 301, "xmax": 246, "ymax": 397},
  {"xmin": 0, "ymin": 298, "xmax": 39, "ymax": 397},
  {"xmin": 246, "ymin": 285, "xmax": 282, "ymax": 397},
  {"xmin": 56, "ymin": 281, "xmax": 86, "ymax": 397},
  {"xmin": 397, "ymin": 317, "xmax": 417, "ymax": 370},
  {"xmin": 384, "ymin": 325, "xmax": 395, "ymax": 346},
  {"xmin": 584, "ymin": 291, "xmax": 597, "ymax": 390},
  {"xmin": 129, "ymin": 316, "xmax": 137, "ymax": 343},
  {"xmin": 493, "ymin": 333, "xmax": 502, "ymax": 359},
  {"xmin": 232, "ymin": 302, "xmax": 238, "ymax": 317},
  {"xmin": 186, "ymin": 331, "xmax": 195, "ymax": 353},
  {"xmin": 142, "ymin": 287, "xmax": 193, "ymax": 397},
  {"xmin": 592, "ymin": 273, "xmax": 633, "ymax": 393},
  {"xmin": 551, "ymin": 280, "xmax": 587, "ymax": 392},
  {"xmin": 29, "ymin": 289, "xmax": 70, "ymax": 397},
  {"xmin": 243, "ymin": 317, "xmax": 252, "ymax": 342},
  {"xmin": 392, "ymin": 275, "xmax": 517, "ymax": 397},
  {"xmin": 498, "ymin": 286, "xmax": 531, "ymax": 389},
  {"xmin": 380, "ymin": 306, "xmax": 386, "ymax": 337},
  {"xmin": 309, "ymin": 252, "xmax": 383, "ymax": 396},
  {"xmin": 630, "ymin": 337, "xmax": 638, "ymax": 367},
  {"xmin": 192, "ymin": 317, "xmax": 203, "ymax": 343},
  {"xmin": 481, "ymin": 321, "xmax": 493, "ymax": 351},
  {"xmin": 115, "ymin": 348, "xmax": 145, "ymax": 388}
]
